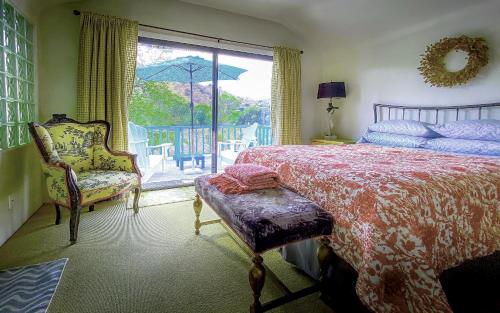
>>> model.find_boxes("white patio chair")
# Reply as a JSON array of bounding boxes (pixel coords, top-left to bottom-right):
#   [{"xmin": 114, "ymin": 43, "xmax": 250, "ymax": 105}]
[
  {"xmin": 218, "ymin": 123, "xmax": 259, "ymax": 166},
  {"xmin": 128, "ymin": 122, "xmax": 172, "ymax": 172},
  {"xmin": 128, "ymin": 122, "xmax": 150, "ymax": 169}
]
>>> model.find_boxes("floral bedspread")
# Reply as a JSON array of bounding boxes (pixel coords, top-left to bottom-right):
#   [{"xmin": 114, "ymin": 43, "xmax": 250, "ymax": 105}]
[{"xmin": 236, "ymin": 144, "xmax": 500, "ymax": 313}]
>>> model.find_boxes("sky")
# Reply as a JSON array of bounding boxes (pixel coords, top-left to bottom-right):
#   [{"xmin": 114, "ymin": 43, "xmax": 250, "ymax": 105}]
[{"xmin": 137, "ymin": 44, "xmax": 272, "ymax": 101}]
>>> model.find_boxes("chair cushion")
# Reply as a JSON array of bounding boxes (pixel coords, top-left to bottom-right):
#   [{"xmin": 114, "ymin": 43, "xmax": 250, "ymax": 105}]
[
  {"xmin": 195, "ymin": 175, "xmax": 333, "ymax": 254},
  {"xmin": 77, "ymin": 170, "xmax": 139, "ymax": 205},
  {"xmin": 46, "ymin": 123, "xmax": 96, "ymax": 172}
]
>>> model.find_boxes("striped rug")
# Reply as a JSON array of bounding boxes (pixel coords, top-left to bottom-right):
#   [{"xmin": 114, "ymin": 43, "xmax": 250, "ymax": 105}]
[{"xmin": 0, "ymin": 258, "xmax": 67, "ymax": 313}]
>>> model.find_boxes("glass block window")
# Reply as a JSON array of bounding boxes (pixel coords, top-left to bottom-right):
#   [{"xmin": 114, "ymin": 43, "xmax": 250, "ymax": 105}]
[{"xmin": 0, "ymin": 0, "xmax": 34, "ymax": 150}]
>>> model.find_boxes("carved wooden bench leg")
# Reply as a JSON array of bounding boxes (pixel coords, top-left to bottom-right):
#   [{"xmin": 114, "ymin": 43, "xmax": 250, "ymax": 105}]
[
  {"xmin": 133, "ymin": 187, "xmax": 141, "ymax": 214},
  {"xmin": 69, "ymin": 205, "xmax": 81, "ymax": 244},
  {"xmin": 195, "ymin": 176, "xmax": 332, "ymax": 311},
  {"xmin": 55, "ymin": 204, "xmax": 61, "ymax": 225},
  {"xmin": 193, "ymin": 194, "xmax": 202, "ymax": 235},
  {"xmin": 318, "ymin": 236, "xmax": 335, "ymax": 292},
  {"xmin": 249, "ymin": 255, "xmax": 266, "ymax": 313}
]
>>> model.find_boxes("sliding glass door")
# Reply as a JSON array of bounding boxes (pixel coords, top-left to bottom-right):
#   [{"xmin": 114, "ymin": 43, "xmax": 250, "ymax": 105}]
[
  {"xmin": 129, "ymin": 38, "xmax": 272, "ymax": 188},
  {"xmin": 217, "ymin": 53, "xmax": 272, "ymax": 169}
]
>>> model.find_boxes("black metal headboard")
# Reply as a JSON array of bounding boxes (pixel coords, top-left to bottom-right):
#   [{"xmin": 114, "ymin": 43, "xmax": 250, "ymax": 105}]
[{"xmin": 373, "ymin": 102, "xmax": 500, "ymax": 124}]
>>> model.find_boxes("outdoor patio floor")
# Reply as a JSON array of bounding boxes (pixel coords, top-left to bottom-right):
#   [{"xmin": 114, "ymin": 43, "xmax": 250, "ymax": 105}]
[{"xmin": 141, "ymin": 154, "xmax": 222, "ymax": 189}]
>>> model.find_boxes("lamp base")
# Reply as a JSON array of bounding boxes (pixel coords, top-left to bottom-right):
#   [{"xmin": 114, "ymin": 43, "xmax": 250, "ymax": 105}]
[{"xmin": 324, "ymin": 135, "xmax": 337, "ymax": 140}]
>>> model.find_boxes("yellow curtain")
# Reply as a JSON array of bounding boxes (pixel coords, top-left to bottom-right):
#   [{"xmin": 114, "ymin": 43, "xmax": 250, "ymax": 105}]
[
  {"xmin": 271, "ymin": 46, "xmax": 302, "ymax": 145},
  {"xmin": 76, "ymin": 12, "xmax": 138, "ymax": 150}
]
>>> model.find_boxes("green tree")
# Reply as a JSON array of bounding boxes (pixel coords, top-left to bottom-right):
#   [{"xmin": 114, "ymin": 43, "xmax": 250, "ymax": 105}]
[
  {"xmin": 218, "ymin": 91, "xmax": 243, "ymax": 124},
  {"xmin": 237, "ymin": 106, "xmax": 262, "ymax": 125},
  {"xmin": 222, "ymin": 110, "xmax": 243, "ymax": 125},
  {"xmin": 129, "ymin": 81, "xmax": 267, "ymax": 128},
  {"xmin": 129, "ymin": 81, "xmax": 191, "ymax": 126},
  {"xmin": 194, "ymin": 103, "xmax": 212, "ymax": 126}
]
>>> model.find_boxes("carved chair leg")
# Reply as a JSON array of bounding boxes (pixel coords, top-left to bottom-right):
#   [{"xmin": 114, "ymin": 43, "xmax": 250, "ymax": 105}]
[
  {"xmin": 249, "ymin": 255, "xmax": 266, "ymax": 313},
  {"xmin": 133, "ymin": 187, "xmax": 141, "ymax": 214},
  {"xmin": 193, "ymin": 194, "xmax": 202, "ymax": 235},
  {"xmin": 89, "ymin": 205, "xmax": 94, "ymax": 212},
  {"xmin": 69, "ymin": 205, "xmax": 81, "ymax": 244},
  {"xmin": 54, "ymin": 204, "xmax": 61, "ymax": 225},
  {"xmin": 318, "ymin": 236, "xmax": 335, "ymax": 290}
]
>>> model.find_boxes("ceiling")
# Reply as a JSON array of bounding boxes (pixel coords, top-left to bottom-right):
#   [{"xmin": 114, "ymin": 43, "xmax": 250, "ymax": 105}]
[
  {"xmin": 180, "ymin": 0, "xmax": 495, "ymax": 44},
  {"xmin": 20, "ymin": 0, "xmax": 497, "ymax": 46}
]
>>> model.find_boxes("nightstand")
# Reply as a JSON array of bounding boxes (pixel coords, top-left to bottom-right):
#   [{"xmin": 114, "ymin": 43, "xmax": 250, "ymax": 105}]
[{"xmin": 311, "ymin": 138, "xmax": 356, "ymax": 145}]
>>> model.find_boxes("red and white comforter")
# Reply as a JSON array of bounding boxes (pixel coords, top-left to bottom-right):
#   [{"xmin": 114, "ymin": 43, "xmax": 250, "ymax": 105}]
[{"xmin": 236, "ymin": 144, "xmax": 500, "ymax": 313}]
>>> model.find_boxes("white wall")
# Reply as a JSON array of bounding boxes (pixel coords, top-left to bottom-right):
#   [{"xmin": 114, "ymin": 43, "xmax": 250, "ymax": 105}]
[
  {"xmin": 321, "ymin": 1, "xmax": 500, "ymax": 140},
  {"xmin": 38, "ymin": 0, "xmax": 323, "ymax": 142}
]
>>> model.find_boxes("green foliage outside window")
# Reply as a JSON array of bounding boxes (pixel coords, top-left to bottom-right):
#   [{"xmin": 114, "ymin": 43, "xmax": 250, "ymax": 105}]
[
  {"xmin": 129, "ymin": 81, "xmax": 191, "ymax": 126},
  {"xmin": 129, "ymin": 81, "xmax": 270, "ymax": 127},
  {"xmin": 0, "ymin": 0, "xmax": 35, "ymax": 150}
]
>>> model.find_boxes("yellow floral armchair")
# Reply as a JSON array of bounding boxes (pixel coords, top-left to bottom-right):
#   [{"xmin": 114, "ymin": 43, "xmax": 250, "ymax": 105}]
[{"xmin": 29, "ymin": 114, "xmax": 141, "ymax": 243}]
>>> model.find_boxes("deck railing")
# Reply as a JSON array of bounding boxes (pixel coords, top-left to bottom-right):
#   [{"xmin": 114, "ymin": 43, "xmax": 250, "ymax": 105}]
[{"xmin": 144, "ymin": 124, "xmax": 272, "ymax": 157}]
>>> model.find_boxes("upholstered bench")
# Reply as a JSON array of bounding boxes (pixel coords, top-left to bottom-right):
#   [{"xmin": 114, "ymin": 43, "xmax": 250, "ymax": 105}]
[{"xmin": 193, "ymin": 175, "xmax": 334, "ymax": 313}]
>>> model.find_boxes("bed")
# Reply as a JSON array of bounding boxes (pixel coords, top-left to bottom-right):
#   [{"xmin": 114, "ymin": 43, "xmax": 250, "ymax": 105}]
[{"xmin": 234, "ymin": 103, "xmax": 500, "ymax": 313}]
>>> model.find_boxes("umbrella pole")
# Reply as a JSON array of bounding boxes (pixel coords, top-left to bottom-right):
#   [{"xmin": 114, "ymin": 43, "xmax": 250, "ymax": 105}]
[
  {"xmin": 190, "ymin": 80, "xmax": 196, "ymax": 169},
  {"xmin": 185, "ymin": 70, "xmax": 202, "ymax": 175}
]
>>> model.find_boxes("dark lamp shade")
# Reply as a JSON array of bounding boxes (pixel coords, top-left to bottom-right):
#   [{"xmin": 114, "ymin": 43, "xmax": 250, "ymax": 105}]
[{"xmin": 317, "ymin": 82, "xmax": 346, "ymax": 99}]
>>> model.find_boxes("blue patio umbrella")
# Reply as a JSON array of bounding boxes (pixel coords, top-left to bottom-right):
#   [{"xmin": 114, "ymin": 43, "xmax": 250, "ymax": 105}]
[{"xmin": 135, "ymin": 56, "xmax": 247, "ymax": 174}]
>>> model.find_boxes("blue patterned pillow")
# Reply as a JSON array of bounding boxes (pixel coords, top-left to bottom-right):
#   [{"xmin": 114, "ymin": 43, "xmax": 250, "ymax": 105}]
[
  {"xmin": 368, "ymin": 120, "xmax": 440, "ymax": 138},
  {"xmin": 425, "ymin": 138, "xmax": 500, "ymax": 156},
  {"xmin": 361, "ymin": 132, "xmax": 428, "ymax": 148},
  {"xmin": 429, "ymin": 119, "xmax": 500, "ymax": 142}
]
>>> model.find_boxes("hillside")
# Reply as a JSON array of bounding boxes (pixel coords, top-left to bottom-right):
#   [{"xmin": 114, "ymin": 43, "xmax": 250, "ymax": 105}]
[{"xmin": 166, "ymin": 82, "xmax": 270, "ymax": 108}]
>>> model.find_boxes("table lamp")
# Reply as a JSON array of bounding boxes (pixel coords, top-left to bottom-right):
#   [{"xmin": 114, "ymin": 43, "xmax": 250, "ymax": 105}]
[{"xmin": 317, "ymin": 82, "xmax": 346, "ymax": 139}]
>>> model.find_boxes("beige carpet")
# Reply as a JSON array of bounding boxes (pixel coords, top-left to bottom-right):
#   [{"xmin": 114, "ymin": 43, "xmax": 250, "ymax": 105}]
[
  {"xmin": 0, "ymin": 198, "xmax": 334, "ymax": 313},
  {"xmin": 127, "ymin": 186, "xmax": 195, "ymax": 207}
]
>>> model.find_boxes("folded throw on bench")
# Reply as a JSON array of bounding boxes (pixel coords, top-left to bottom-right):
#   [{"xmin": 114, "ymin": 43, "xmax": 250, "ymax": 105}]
[
  {"xmin": 209, "ymin": 164, "xmax": 279, "ymax": 194},
  {"xmin": 225, "ymin": 163, "xmax": 279, "ymax": 185}
]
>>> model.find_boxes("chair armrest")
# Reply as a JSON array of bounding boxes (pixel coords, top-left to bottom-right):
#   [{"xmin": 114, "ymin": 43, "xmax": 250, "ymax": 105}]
[
  {"xmin": 147, "ymin": 143, "xmax": 172, "ymax": 149},
  {"xmin": 41, "ymin": 161, "xmax": 80, "ymax": 207},
  {"xmin": 94, "ymin": 146, "xmax": 141, "ymax": 176},
  {"xmin": 129, "ymin": 139, "xmax": 148, "ymax": 145},
  {"xmin": 219, "ymin": 140, "xmax": 245, "ymax": 150},
  {"xmin": 147, "ymin": 143, "xmax": 172, "ymax": 158}
]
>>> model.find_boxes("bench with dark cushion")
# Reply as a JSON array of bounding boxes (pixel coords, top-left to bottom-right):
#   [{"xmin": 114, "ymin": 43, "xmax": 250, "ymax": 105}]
[{"xmin": 193, "ymin": 174, "xmax": 334, "ymax": 313}]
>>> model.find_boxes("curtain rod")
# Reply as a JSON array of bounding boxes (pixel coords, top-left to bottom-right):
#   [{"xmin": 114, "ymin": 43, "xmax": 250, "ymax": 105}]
[{"xmin": 73, "ymin": 10, "xmax": 303, "ymax": 54}]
